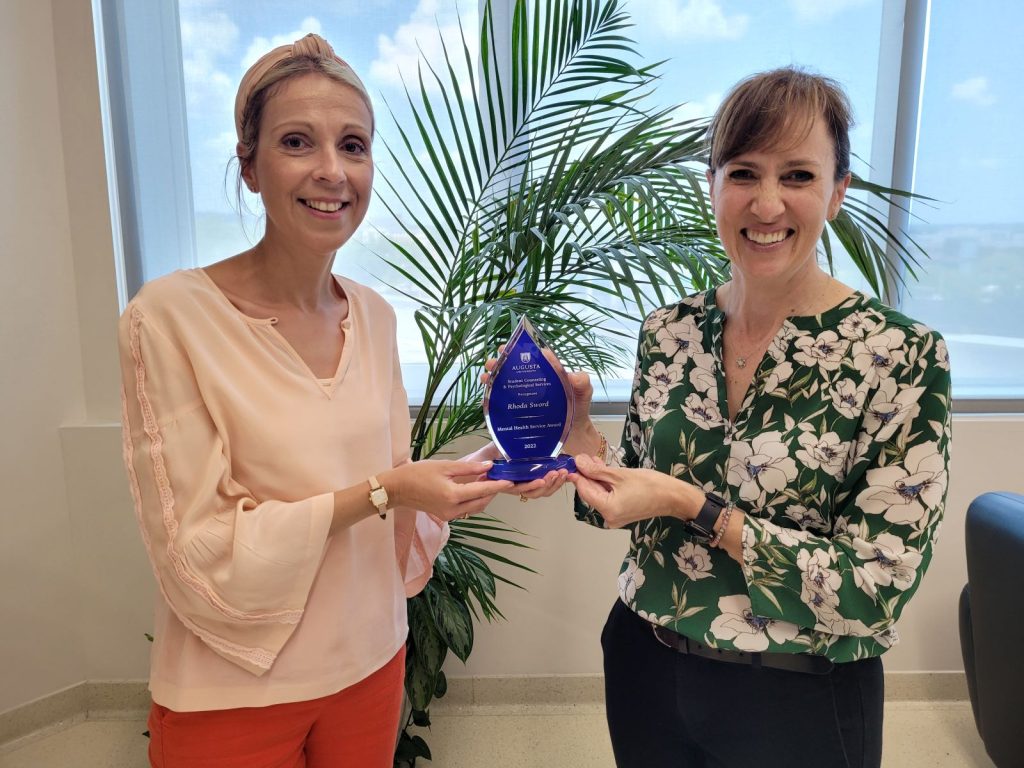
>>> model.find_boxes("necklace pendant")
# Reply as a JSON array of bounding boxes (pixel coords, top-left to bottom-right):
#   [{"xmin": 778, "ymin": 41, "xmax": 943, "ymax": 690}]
[{"xmin": 736, "ymin": 357, "xmax": 747, "ymax": 369}]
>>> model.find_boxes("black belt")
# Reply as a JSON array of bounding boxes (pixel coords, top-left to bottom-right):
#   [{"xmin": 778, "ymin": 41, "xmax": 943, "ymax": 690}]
[{"xmin": 652, "ymin": 625, "xmax": 834, "ymax": 675}]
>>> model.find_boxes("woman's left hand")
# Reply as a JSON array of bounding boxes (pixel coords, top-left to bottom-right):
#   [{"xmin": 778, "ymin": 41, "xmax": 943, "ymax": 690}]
[
  {"xmin": 460, "ymin": 443, "xmax": 572, "ymax": 500},
  {"xmin": 509, "ymin": 468, "xmax": 572, "ymax": 501},
  {"xmin": 569, "ymin": 454, "xmax": 702, "ymax": 529}
]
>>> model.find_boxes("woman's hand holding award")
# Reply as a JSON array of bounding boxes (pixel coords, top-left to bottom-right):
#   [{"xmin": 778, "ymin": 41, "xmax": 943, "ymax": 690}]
[{"xmin": 484, "ymin": 317, "xmax": 577, "ymax": 482}]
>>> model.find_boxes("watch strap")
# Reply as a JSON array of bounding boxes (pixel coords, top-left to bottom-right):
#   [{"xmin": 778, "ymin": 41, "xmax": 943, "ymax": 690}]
[
  {"xmin": 689, "ymin": 492, "xmax": 727, "ymax": 538},
  {"xmin": 367, "ymin": 475, "xmax": 389, "ymax": 519}
]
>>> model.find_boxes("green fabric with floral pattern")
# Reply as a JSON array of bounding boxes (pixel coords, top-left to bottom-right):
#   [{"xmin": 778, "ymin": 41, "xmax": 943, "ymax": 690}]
[{"xmin": 576, "ymin": 288, "xmax": 951, "ymax": 662}]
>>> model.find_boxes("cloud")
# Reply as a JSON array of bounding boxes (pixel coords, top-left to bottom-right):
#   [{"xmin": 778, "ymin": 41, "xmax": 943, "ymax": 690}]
[
  {"xmin": 645, "ymin": 0, "xmax": 748, "ymax": 40},
  {"xmin": 180, "ymin": 11, "xmax": 238, "ymax": 71},
  {"xmin": 240, "ymin": 17, "xmax": 324, "ymax": 70},
  {"xmin": 369, "ymin": 0, "xmax": 478, "ymax": 93},
  {"xmin": 179, "ymin": 11, "xmax": 239, "ymax": 135},
  {"xmin": 951, "ymin": 76, "xmax": 995, "ymax": 107},
  {"xmin": 672, "ymin": 92, "xmax": 723, "ymax": 123},
  {"xmin": 788, "ymin": 0, "xmax": 873, "ymax": 22}
]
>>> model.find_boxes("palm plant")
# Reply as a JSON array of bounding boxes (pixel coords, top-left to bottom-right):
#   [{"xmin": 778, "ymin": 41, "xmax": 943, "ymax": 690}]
[{"xmin": 380, "ymin": 1, "xmax": 925, "ymax": 763}]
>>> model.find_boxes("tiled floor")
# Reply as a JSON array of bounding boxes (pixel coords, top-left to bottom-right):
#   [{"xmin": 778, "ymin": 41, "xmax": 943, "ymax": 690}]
[{"xmin": 0, "ymin": 700, "xmax": 996, "ymax": 767}]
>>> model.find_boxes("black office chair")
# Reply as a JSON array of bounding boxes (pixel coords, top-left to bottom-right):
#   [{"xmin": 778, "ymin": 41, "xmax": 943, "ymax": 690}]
[{"xmin": 959, "ymin": 491, "xmax": 1024, "ymax": 768}]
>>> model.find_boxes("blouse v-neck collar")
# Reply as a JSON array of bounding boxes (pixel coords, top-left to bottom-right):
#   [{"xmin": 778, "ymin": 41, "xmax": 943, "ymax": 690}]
[{"xmin": 191, "ymin": 268, "xmax": 355, "ymax": 396}]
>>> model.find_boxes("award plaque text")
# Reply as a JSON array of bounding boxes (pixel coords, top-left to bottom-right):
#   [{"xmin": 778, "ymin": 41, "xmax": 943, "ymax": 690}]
[{"xmin": 484, "ymin": 316, "xmax": 576, "ymax": 482}]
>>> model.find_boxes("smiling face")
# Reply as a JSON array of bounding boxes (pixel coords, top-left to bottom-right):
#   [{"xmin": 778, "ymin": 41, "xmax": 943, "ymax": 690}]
[
  {"xmin": 241, "ymin": 72, "xmax": 373, "ymax": 257},
  {"xmin": 707, "ymin": 115, "xmax": 851, "ymax": 287}
]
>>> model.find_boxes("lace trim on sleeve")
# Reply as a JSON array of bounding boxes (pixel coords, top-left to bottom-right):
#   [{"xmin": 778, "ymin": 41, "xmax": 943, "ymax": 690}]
[{"xmin": 126, "ymin": 308, "xmax": 302, "ymax": 626}]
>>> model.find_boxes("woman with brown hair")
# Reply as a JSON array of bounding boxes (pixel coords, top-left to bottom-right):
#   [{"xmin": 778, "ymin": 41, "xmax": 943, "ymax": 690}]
[{"xmin": 554, "ymin": 67, "xmax": 951, "ymax": 767}]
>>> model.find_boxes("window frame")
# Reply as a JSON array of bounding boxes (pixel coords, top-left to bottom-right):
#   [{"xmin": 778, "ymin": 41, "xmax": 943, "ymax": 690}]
[{"xmin": 94, "ymin": 0, "xmax": 1023, "ymax": 413}]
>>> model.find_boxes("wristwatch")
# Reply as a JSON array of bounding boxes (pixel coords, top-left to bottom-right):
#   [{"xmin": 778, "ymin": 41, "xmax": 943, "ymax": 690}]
[
  {"xmin": 689, "ymin": 491, "xmax": 728, "ymax": 539},
  {"xmin": 367, "ymin": 475, "xmax": 389, "ymax": 519}
]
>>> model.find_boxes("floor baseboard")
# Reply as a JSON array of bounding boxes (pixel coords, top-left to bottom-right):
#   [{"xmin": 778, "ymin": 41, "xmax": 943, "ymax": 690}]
[
  {"xmin": 0, "ymin": 681, "xmax": 149, "ymax": 750},
  {"xmin": 0, "ymin": 672, "xmax": 967, "ymax": 748}
]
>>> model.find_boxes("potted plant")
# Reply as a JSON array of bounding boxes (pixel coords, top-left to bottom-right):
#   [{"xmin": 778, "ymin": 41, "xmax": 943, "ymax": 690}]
[{"xmin": 382, "ymin": 1, "xmax": 923, "ymax": 763}]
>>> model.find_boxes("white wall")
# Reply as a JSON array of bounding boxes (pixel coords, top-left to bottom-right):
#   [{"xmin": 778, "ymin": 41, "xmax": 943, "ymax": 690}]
[
  {"xmin": 0, "ymin": 0, "xmax": 124, "ymax": 714},
  {"xmin": 1, "ymin": 0, "xmax": 87, "ymax": 713},
  {"xmin": 2, "ymin": 0, "xmax": 1023, "ymax": 719}
]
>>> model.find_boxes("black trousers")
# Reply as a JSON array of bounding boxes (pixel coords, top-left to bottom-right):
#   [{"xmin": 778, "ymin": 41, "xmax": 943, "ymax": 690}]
[{"xmin": 602, "ymin": 599, "xmax": 884, "ymax": 768}]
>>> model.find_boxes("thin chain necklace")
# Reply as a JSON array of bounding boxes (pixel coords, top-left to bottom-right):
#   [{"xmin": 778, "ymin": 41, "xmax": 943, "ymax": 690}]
[
  {"xmin": 731, "ymin": 326, "xmax": 780, "ymax": 369},
  {"xmin": 723, "ymin": 274, "xmax": 836, "ymax": 370}
]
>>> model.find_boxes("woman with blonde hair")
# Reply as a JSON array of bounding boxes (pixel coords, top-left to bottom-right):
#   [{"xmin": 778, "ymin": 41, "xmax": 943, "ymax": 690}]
[{"xmin": 120, "ymin": 34, "xmax": 514, "ymax": 767}]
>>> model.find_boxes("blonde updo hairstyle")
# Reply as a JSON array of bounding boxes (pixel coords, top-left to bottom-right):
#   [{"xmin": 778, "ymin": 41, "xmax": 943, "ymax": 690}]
[{"xmin": 233, "ymin": 34, "xmax": 373, "ymax": 197}]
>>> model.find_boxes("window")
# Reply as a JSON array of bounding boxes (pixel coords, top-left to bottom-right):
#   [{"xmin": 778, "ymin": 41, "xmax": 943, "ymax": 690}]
[
  {"xmin": 901, "ymin": 0, "xmax": 1024, "ymax": 401},
  {"xmin": 97, "ymin": 0, "xmax": 1023, "ymax": 409}
]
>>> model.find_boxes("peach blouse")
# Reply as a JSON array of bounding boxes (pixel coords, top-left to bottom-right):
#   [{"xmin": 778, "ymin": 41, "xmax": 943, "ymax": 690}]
[{"xmin": 118, "ymin": 269, "xmax": 447, "ymax": 711}]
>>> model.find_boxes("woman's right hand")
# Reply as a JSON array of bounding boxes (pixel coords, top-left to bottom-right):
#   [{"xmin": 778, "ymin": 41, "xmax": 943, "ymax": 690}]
[
  {"xmin": 480, "ymin": 350, "xmax": 601, "ymax": 456},
  {"xmin": 381, "ymin": 460, "xmax": 512, "ymax": 522}
]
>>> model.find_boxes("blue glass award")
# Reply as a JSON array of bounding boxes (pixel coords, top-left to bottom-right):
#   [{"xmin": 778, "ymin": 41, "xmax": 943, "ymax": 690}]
[{"xmin": 484, "ymin": 316, "xmax": 576, "ymax": 482}]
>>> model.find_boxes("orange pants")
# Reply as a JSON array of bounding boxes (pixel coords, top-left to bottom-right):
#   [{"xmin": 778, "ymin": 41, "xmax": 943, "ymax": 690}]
[{"xmin": 147, "ymin": 647, "xmax": 405, "ymax": 768}]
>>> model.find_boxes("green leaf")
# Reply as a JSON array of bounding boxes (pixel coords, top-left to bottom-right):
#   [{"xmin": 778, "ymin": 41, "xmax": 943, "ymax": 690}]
[
  {"xmin": 412, "ymin": 709, "xmax": 431, "ymax": 728},
  {"xmin": 395, "ymin": 731, "xmax": 433, "ymax": 761},
  {"xmin": 409, "ymin": 596, "xmax": 446, "ymax": 677},
  {"xmin": 425, "ymin": 583, "xmax": 475, "ymax": 662}
]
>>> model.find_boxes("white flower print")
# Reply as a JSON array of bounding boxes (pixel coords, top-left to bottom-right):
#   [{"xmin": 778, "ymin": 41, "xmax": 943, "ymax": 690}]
[
  {"xmin": 656, "ymin": 318, "xmax": 704, "ymax": 362},
  {"xmin": 638, "ymin": 610, "xmax": 674, "ymax": 626},
  {"xmin": 843, "ymin": 431, "xmax": 874, "ymax": 477},
  {"xmin": 726, "ymin": 432, "xmax": 798, "ymax": 502},
  {"xmin": 635, "ymin": 386, "xmax": 669, "ymax": 423},
  {"xmin": 766, "ymin": 326, "xmax": 796, "ymax": 363},
  {"xmin": 815, "ymin": 612, "xmax": 875, "ymax": 638},
  {"xmin": 642, "ymin": 306, "xmax": 675, "ymax": 333},
  {"xmin": 785, "ymin": 504, "xmax": 828, "ymax": 533},
  {"xmin": 795, "ymin": 431, "xmax": 850, "ymax": 477},
  {"xmin": 793, "ymin": 331, "xmax": 850, "ymax": 372},
  {"xmin": 798, "ymin": 549, "xmax": 843, "ymax": 621},
  {"xmin": 863, "ymin": 379, "xmax": 923, "ymax": 438},
  {"xmin": 934, "ymin": 337, "xmax": 950, "ymax": 371},
  {"xmin": 852, "ymin": 328, "xmax": 907, "ymax": 385},
  {"xmin": 644, "ymin": 361, "xmax": 685, "ymax": 392},
  {"xmin": 762, "ymin": 361, "xmax": 794, "ymax": 395},
  {"xmin": 773, "ymin": 524, "xmax": 810, "ymax": 547},
  {"xmin": 856, "ymin": 442, "xmax": 947, "ymax": 525},
  {"xmin": 875, "ymin": 627, "xmax": 900, "ymax": 648},
  {"xmin": 682, "ymin": 393, "xmax": 723, "ymax": 431},
  {"xmin": 688, "ymin": 352, "xmax": 718, "ymax": 395},
  {"xmin": 852, "ymin": 532, "xmax": 923, "ymax": 592},
  {"xmin": 673, "ymin": 541, "xmax": 715, "ymax": 580},
  {"xmin": 709, "ymin": 595, "xmax": 799, "ymax": 652},
  {"xmin": 838, "ymin": 311, "xmax": 878, "ymax": 340},
  {"xmin": 852, "ymin": 564, "xmax": 878, "ymax": 599},
  {"xmin": 830, "ymin": 378, "xmax": 866, "ymax": 419},
  {"xmin": 618, "ymin": 559, "xmax": 645, "ymax": 604}
]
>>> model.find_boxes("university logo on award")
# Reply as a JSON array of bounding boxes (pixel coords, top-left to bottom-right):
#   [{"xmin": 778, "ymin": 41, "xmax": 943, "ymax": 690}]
[{"xmin": 483, "ymin": 316, "xmax": 576, "ymax": 481}]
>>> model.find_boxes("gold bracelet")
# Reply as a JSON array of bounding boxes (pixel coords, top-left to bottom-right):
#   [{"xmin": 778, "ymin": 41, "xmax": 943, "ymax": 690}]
[{"xmin": 595, "ymin": 433, "xmax": 608, "ymax": 463}]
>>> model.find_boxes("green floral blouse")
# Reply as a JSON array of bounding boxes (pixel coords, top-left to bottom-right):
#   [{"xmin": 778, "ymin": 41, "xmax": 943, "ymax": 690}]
[{"xmin": 576, "ymin": 289, "xmax": 952, "ymax": 662}]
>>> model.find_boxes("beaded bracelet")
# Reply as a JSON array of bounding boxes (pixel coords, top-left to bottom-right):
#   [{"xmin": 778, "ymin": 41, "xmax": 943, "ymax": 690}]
[{"xmin": 708, "ymin": 502, "xmax": 735, "ymax": 548}]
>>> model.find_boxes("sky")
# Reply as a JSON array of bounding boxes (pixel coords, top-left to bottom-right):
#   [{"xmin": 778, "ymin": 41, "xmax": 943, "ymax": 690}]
[{"xmin": 177, "ymin": 0, "xmax": 1023, "ymax": 226}]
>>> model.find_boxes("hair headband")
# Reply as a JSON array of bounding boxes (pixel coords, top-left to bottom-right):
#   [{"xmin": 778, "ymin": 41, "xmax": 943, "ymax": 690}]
[{"xmin": 233, "ymin": 33, "xmax": 363, "ymax": 142}]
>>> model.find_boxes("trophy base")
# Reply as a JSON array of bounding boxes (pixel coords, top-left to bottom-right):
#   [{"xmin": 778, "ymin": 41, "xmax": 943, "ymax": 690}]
[{"xmin": 486, "ymin": 454, "xmax": 577, "ymax": 482}]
